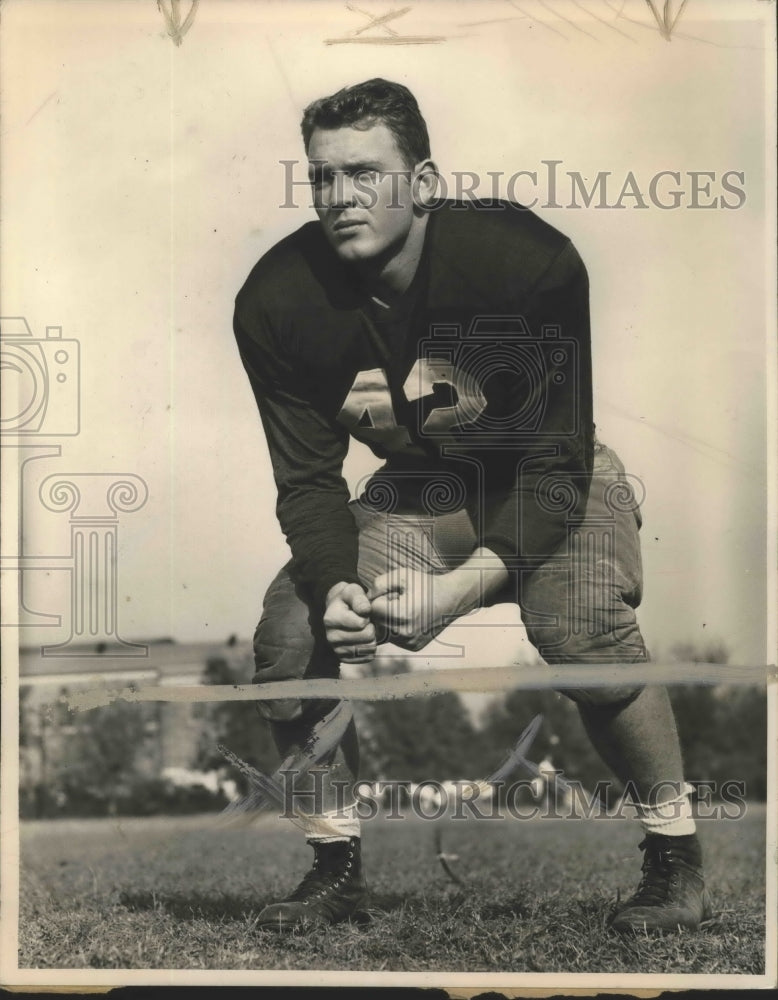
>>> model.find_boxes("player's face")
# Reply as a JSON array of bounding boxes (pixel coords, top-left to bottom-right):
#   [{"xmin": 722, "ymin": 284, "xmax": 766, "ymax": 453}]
[{"xmin": 307, "ymin": 123, "xmax": 423, "ymax": 267}]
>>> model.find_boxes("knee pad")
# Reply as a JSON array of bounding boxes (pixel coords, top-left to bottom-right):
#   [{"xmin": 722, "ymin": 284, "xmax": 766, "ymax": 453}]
[
  {"xmin": 524, "ymin": 620, "xmax": 648, "ymax": 712},
  {"xmin": 252, "ymin": 621, "xmax": 313, "ymax": 723}
]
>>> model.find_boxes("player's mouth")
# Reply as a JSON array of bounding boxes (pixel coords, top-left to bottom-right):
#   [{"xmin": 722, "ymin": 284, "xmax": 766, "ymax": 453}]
[{"xmin": 333, "ymin": 218, "xmax": 368, "ymax": 233}]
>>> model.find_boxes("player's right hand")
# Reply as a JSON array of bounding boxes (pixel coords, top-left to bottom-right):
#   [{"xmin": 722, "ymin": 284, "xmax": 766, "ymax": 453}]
[{"xmin": 323, "ymin": 581, "xmax": 377, "ymax": 663}]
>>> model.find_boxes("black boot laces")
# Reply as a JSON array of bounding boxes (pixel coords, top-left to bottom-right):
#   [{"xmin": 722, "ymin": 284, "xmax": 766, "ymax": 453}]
[
  {"xmin": 629, "ymin": 838, "xmax": 676, "ymax": 906},
  {"xmin": 284, "ymin": 847, "xmax": 355, "ymax": 905},
  {"xmin": 629, "ymin": 837, "xmax": 700, "ymax": 908}
]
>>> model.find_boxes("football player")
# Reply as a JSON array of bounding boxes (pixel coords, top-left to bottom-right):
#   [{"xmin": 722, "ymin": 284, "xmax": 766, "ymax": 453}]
[{"xmin": 233, "ymin": 78, "xmax": 711, "ymax": 934}]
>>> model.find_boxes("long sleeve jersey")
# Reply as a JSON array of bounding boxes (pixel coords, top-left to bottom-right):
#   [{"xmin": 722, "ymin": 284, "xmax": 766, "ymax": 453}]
[{"xmin": 234, "ymin": 200, "xmax": 595, "ymax": 610}]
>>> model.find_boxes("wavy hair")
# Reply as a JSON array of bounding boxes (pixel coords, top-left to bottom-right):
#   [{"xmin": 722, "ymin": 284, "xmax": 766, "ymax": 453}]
[{"xmin": 301, "ymin": 78, "xmax": 431, "ymax": 168}]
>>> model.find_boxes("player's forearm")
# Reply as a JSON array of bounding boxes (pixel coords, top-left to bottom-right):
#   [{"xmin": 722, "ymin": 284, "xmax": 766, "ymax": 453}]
[
  {"xmin": 277, "ymin": 489, "xmax": 361, "ymax": 609},
  {"xmin": 441, "ymin": 546, "xmax": 510, "ymax": 617}
]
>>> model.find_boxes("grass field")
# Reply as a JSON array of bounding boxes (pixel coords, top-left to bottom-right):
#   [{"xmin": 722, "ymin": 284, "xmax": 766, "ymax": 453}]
[{"xmin": 18, "ymin": 804, "xmax": 767, "ymax": 976}]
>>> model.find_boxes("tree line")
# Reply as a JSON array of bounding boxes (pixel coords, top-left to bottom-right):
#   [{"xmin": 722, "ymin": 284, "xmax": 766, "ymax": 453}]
[{"xmin": 19, "ymin": 639, "xmax": 767, "ymax": 817}]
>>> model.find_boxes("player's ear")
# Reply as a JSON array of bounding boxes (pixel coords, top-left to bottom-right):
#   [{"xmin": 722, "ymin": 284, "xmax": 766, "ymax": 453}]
[{"xmin": 411, "ymin": 158, "xmax": 440, "ymax": 209}]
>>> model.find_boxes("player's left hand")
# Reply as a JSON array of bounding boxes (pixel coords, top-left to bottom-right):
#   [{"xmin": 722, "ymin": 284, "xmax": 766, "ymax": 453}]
[{"xmin": 367, "ymin": 568, "xmax": 465, "ymax": 651}]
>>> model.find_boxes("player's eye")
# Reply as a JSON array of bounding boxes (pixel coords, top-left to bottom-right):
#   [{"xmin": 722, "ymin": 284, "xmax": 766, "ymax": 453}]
[{"xmin": 353, "ymin": 169, "xmax": 381, "ymax": 185}]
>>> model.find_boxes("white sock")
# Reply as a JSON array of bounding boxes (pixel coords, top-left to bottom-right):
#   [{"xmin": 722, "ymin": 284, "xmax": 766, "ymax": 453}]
[
  {"xmin": 635, "ymin": 781, "xmax": 697, "ymax": 837},
  {"xmin": 298, "ymin": 803, "xmax": 361, "ymax": 842}
]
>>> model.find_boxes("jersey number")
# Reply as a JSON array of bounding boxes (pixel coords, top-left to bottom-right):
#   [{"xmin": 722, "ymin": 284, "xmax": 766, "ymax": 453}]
[{"xmin": 336, "ymin": 360, "xmax": 487, "ymax": 449}]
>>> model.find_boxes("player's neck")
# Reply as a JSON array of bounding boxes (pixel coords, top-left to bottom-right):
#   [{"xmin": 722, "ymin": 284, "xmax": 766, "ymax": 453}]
[{"xmin": 358, "ymin": 213, "xmax": 429, "ymax": 299}]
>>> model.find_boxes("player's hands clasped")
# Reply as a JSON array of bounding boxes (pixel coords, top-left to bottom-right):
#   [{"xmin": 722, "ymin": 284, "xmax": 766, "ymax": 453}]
[
  {"xmin": 324, "ymin": 552, "xmax": 505, "ymax": 661},
  {"xmin": 323, "ymin": 581, "xmax": 377, "ymax": 663},
  {"xmin": 368, "ymin": 568, "xmax": 458, "ymax": 652}
]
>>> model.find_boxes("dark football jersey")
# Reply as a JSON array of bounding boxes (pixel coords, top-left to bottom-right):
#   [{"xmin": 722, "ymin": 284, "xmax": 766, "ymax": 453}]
[{"xmin": 234, "ymin": 200, "xmax": 595, "ymax": 608}]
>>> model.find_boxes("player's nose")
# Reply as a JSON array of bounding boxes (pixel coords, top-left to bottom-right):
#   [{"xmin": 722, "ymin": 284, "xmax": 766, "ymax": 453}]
[{"xmin": 329, "ymin": 172, "xmax": 361, "ymax": 208}]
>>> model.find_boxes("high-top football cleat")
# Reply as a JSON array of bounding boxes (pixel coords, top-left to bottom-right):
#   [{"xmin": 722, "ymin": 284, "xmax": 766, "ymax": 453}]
[
  {"xmin": 256, "ymin": 836, "xmax": 369, "ymax": 931},
  {"xmin": 610, "ymin": 832, "xmax": 713, "ymax": 934}
]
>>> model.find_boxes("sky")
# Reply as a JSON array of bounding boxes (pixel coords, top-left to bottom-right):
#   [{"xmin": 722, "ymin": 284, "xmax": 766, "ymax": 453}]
[{"xmin": 1, "ymin": 0, "xmax": 775, "ymax": 673}]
